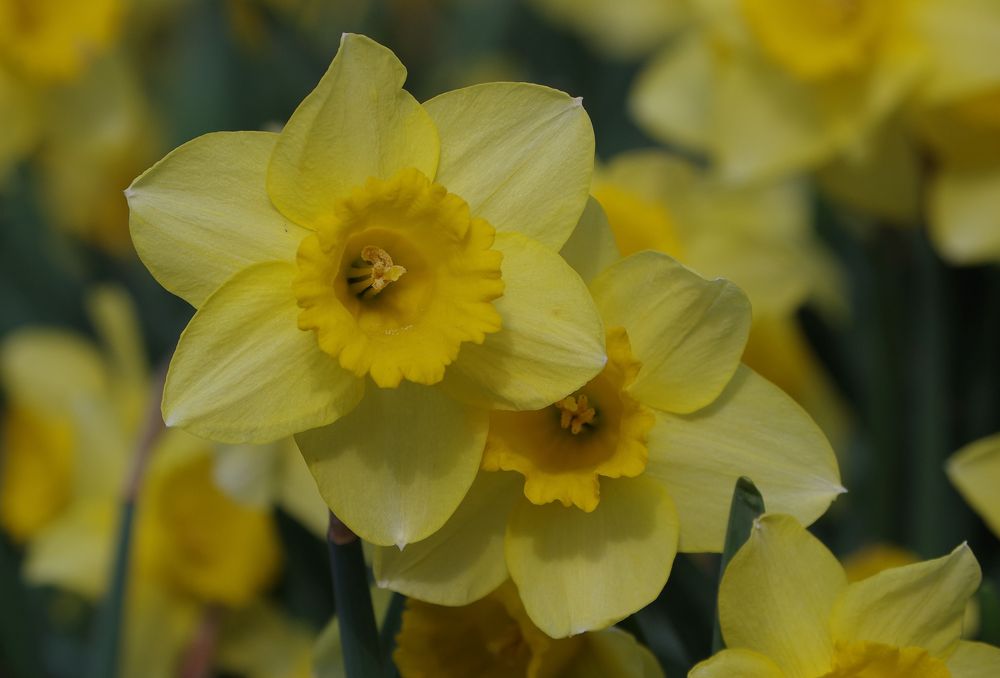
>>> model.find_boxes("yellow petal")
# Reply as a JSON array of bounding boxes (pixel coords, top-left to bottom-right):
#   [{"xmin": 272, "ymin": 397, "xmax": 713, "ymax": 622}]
[
  {"xmin": 688, "ymin": 648, "xmax": 785, "ymax": 678},
  {"xmin": 127, "ymin": 131, "xmax": 307, "ymax": 308},
  {"xmin": 947, "ymin": 432, "xmax": 1000, "ymax": 538},
  {"xmin": 121, "ymin": 582, "xmax": 199, "ymax": 678},
  {"xmin": 946, "ymin": 641, "xmax": 1000, "ymax": 678},
  {"xmin": 929, "ymin": 164, "xmax": 1000, "ymax": 265},
  {"xmin": 424, "ymin": 82, "xmax": 594, "ymax": 250},
  {"xmin": 267, "ymin": 34, "xmax": 438, "ymax": 230},
  {"xmin": 0, "ymin": 69, "xmax": 38, "ymax": 181},
  {"xmin": 559, "ymin": 196, "xmax": 620, "ymax": 284},
  {"xmin": 296, "ymin": 382, "xmax": 488, "ymax": 548},
  {"xmin": 373, "ymin": 470, "xmax": 520, "ymax": 605},
  {"xmin": 441, "ymin": 232, "xmax": 606, "ymax": 411},
  {"xmin": 0, "ymin": 329, "xmax": 107, "ymax": 409},
  {"xmin": 913, "ymin": 0, "xmax": 1000, "ymax": 105},
  {"xmin": 719, "ymin": 514, "xmax": 846, "ymax": 678},
  {"xmin": 215, "ymin": 603, "xmax": 316, "ymax": 678},
  {"xmin": 630, "ymin": 34, "xmax": 712, "ymax": 151},
  {"xmin": 276, "ymin": 438, "xmax": 330, "ymax": 538},
  {"xmin": 590, "ymin": 251, "xmax": 751, "ymax": 415},
  {"xmin": 646, "ymin": 365, "xmax": 843, "ymax": 552},
  {"xmin": 505, "ymin": 476, "xmax": 679, "ymax": 638},
  {"xmin": 568, "ymin": 628, "xmax": 666, "ymax": 678},
  {"xmin": 830, "ymin": 543, "xmax": 981, "ymax": 657},
  {"xmin": 164, "ymin": 262, "xmax": 364, "ymax": 443}
]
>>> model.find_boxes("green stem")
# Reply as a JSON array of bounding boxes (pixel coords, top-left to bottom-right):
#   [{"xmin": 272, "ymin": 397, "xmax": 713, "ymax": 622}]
[{"xmin": 712, "ymin": 477, "xmax": 765, "ymax": 653}]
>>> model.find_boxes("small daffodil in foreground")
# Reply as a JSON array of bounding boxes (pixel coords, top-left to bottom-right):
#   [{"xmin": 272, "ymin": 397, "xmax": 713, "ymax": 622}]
[
  {"xmin": 394, "ymin": 581, "xmax": 663, "ymax": 678},
  {"xmin": 127, "ymin": 33, "xmax": 605, "ymax": 548},
  {"xmin": 947, "ymin": 432, "xmax": 1000, "ymax": 539},
  {"xmin": 375, "ymin": 251, "xmax": 843, "ymax": 638},
  {"xmin": 691, "ymin": 514, "xmax": 1000, "ymax": 678}
]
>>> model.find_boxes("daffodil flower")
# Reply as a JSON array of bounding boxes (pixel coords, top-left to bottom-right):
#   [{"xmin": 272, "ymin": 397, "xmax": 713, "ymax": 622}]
[
  {"xmin": 126, "ymin": 33, "xmax": 605, "ymax": 547},
  {"xmin": 374, "ymin": 251, "xmax": 843, "ymax": 638},
  {"xmin": 691, "ymin": 513, "xmax": 1000, "ymax": 678},
  {"xmin": 948, "ymin": 432, "xmax": 1000, "ymax": 540}
]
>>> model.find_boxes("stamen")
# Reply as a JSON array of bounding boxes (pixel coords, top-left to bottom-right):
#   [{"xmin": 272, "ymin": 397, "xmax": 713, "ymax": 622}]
[
  {"xmin": 346, "ymin": 245, "xmax": 406, "ymax": 299},
  {"xmin": 555, "ymin": 394, "xmax": 597, "ymax": 434}
]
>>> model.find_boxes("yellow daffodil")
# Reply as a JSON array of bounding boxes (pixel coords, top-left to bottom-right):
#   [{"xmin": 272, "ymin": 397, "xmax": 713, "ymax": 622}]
[
  {"xmin": 393, "ymin": 580, "xmax": 664, "ymax": 678},
  {"xmin": 690, "ymin": 513, "xmax": 1000, "ymax": 678},
  {"xmin": 127, "ymin": 33, "xmax": 605, "ymax": 548},
  {"xmin": 630, "ymin": 0, "xmax": 1000, "ymax": 183},
  {"xmin": 374, "ymin": 251, "xmax": 843, "ymax": 638},
  {"xmin": 948, "ymin": 432, "xmax": 1000, "ymax": 539}
]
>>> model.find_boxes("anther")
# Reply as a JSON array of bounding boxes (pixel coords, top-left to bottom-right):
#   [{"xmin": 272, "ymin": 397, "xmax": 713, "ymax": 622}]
[
  {"xmin": 555, "ymin": 394, "xmax": 597, "ymax": 434},
  {"xmin": 346, "ymin": 245, "xmax": 406, "ymax": 299}
]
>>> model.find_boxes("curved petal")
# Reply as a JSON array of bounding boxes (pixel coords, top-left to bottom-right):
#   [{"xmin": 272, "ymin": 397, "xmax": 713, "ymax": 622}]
[
  {"xmin": 505, "ymin": 476, "xmax": 679, "ymax": 638},
  {"xmin": 0, "ymin": 330, "xmax": 107, "ymax": 408},
  {"xmin": 914, "ymin": 0, "xmax": 1000, "ymax": 105},
  {"xmin": 568, "ymin": 627, "xmax": 665, "ymax": 678},
  {"xmin": 267, "ymin": 34, "xmax": 438, "ymax": 230},
  {"xmin": 830, "ymin": 544, "xmax": 981, "ymax": 657},
  {"xmin": 163, "ymin": 262, "xmax": 364, "ymax": 443},
  {"xmin": 424, "ymin": 82, "xmax": 594, "ymax": 250},
  {"xmin": 688, "ymin": 649, "xmax": 785, "ymax": 678},
  {"xmin": 295, "ymin": 382, "xmax": 488, "ymax": 548},
  {"xmin": 441, "ymin": 232, "xmax": 606, "ymax": 411},
  {"xmin": 947, "ymin": 432, "xmax": 1000, "ymax": 539},
  {"xmin": 373, "ymin": 470, "xmax": 521, "ymax": 605},
  {"xmin": 559, "ymin": 196, "xmax": 621, "ymax": 284},
  {"xmin": 946, "ymin": 641, "xmax": 1000, "ymax": 678},
  {"xmin": 127, "ymin": 131, "xmax": 307, "ymax": 308},
  {"xmin": 929, "ymin": 164, "xmax": 1000, "ymax": 266},
  {"xmin": 646, "ymin": 365, "xmax": 843, "ymax": 552},
  {"xmin": 719, "ymin": 514, "xmax": 845, "ymax": 678},
  {"xmin": 589, "ymin": 251, "xmax": 751, "ymax": 414}
]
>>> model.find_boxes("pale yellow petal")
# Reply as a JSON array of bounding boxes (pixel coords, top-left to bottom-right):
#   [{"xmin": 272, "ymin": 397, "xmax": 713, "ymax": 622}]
[
  {"xmin": 830, "ymin": 543, "xmax": 981, "ymax": 656},
  {"xmin": 216, "ymin": 603, "xmax": 316, "ymax": 678},
  {"xmin": 0, "ymin": 69, "xmax": 38, "ymax": 181},
  {"xmin": 646, "ymin": 365, "xmax": 843, "ymax": 552},
  {"xmin": 163, "ymin": 262, "xmax": 364, "ymax": 443},
  {"xmin": 373, "ymin": 470, "xmax": 521, "ymax": 605},
  {"xmin": 913, "ymin": 0, "xmax": 1000, "ymax": 105},
  {"xmin": 929, "ymin": 164, "xmax": 1000, "ymax": 265},
  {"xmin": 424, "ymin": 82, "xmax": 594, "ymax": 249},
  {"xmin": 946, "ymin": 641, "xmax": 1000, "ymax": 678},
  {"xmin": 719, "ymin": 514, "xmax": 845, "ymax": 678},
  {"xmin": 127, "ymin": 131, "xmax": 307, "ymax": 308},
  {"xmin": 506, "ymin": 476, "xmax": 679, "ymax": 638},
  {"xmin": 590, "ymin": 251, "xmax": 750, "ymax": 414},
  {"xmin": 296, "ymin": 382, "xmax": 488, "ymax": 548},
  {"xmin": 267, "ymin": 34, "xmax": 438, "ymax": 230},
  {"xmin": 276, "ymin": 438, "xmax": 329, "ymax": 538},
  {"xmin": 567, "ymin": 627, "xmax": 665, "ymax": 678},
  {"xmin": 121, "ymin": 582, "xmax": 199, "ymax": 678},
  {"xmin": 0, "ymin": 329, "xmax": 107, "ymax": 410},
  {"xmin": 947, "ymin": 432, "xmax": 1000, "ymax": 538},
  {"xmin": 689, "ymin": 648, "xmax": 785, "ymax": 678},
  {"xmin": 559, "ymin": 196, "xmax": 620, "ymax": 284},
  {"xmin": 442, "ymin": 232, "xmax": 606, "ymax": 411}
]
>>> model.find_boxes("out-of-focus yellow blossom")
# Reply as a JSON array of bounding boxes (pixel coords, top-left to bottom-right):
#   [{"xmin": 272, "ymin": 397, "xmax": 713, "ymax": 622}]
[
  {"xmin": 589, "ymin": 150, "xmax": 848, "ymax": 442},
  {"xmin": 127, "ymin": 33, "xmax": 605, "ymax": 549},
  {"xmin": 529, "ymin": 0, "xmax": 687, "ymax": 60},
  {"xmin": 393, "ymin": 580, "xmax": 664, "ymax": 678},
  {"xmin": 631, "ymin": 0, "xmax": 1000, "ymax": 184},
  {"xmin": 948, "ymin": 432, "xmax": 1000, "ymax": 539},
  {"xmin": 843, "ymin": 543, "xmax": 919, "ymax": 583},
  {"xmin": 375, "ymin": 251, "xmax": 842, "ymax": 638},
  {"xmin": 690, "ymin": 514, "xmax": 1000, "ymax": 678}
]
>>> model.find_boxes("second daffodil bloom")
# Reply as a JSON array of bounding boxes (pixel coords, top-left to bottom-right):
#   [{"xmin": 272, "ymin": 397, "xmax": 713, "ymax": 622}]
[
  {"xmin": 691, "ymin": 514, "xmax": 1000, "ymax": 678},
  {"xmin": 374, "ymin": 251, "xmax": 843, "ymax": 638},
  {"xmin": 126, "ymin": 34, "xmax": 605, "ymax": 547}
]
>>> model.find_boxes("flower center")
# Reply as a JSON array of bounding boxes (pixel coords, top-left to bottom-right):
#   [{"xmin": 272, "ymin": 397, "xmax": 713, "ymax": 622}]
[
  {"xmin": 741, "ymin": 0, "xmax": 892, "ymax": 80},
  {"xmin": 555, "ymin": 394, "xmax": 596, "ymax": 434},
  {"xmin": 820, "ymin": 641, "xmax": 951, "ymax": 678},
  {"xmin": 482, "ymin": 327, "xmax": 655, "ymax": 512},
  {"xmin": 294, "ymin": 168, "xmax": 504, "ymax": 388},
  {"xmin": 347, "ymin": 245, "xmax": 407, "ymax": 298}
]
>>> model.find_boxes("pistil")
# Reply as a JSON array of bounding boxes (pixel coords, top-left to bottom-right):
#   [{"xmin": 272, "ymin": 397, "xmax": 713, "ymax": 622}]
[
  {"xmin": 347, "ymin": 245, "xmax": 406, "ymax": 298},
  {"xmin": 555, "ymin": 394, "xmax": 597, "ymax": 434}
]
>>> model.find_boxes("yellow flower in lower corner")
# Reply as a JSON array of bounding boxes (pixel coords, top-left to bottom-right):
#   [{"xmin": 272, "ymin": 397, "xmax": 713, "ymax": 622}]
[
  {"xmin": 374, "ymin": 251, "xmax": 843, "ymax": 638},
  {"xmin": 127, "ymin": 33, "xmax": 605, "ymax": 549},
  {"xmin": 394, "ymin": 581, "xmax": 663, "ymax": 678},
  {"xmin": 947, "ymin": 432, "xmax": 1000, "ymax": 539},
  {"xmin": 690, "ymin": 514, "xmax": 1000, "ymax": 678}
]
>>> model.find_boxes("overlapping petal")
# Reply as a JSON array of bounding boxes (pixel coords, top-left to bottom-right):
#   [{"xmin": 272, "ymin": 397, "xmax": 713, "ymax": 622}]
[
  {"xmin": 946, "ymin": 641, "xmax": 1000, "ymax": 678},
  {"xmin": 689, "ymin": 648, "xmax": 785, "ymax": 678},
  {"xmin": 929, "ymin": 165, "xmax": 1000, "ymax": 265},
  {"xmin": 296, "ymin": 381, "xmax": 489, "ymax": 548},
  {"xmin": 424, "ymin": 82, "xmax": 594, "ymax": 250},
  {"xmin": 569, "ymin": 627, "xmax": 665, "ymax": 678},
  {"xmin": 127, "ymin": 132, "xmax": 306, "ymax": 308},
  {"xmin": 590, "ymin": 251, "xmax": 750, "ymax": 414},
  {"xmin": 559, "ymin": 197, "xmax": 619, "ymax": 284},
  {"xmin": 267, "ymin": 34, "xmax": 438, "ymax": 230},
  {"xmin": 947, "ymin": 432, "xmax": 1000, "ymax": 538},
  {"xmin": 505, "ymin": 476, "xmax": 678, "ymax": 638},
  {"xmin": 163, "ymin": 262, "xmax": 364, "ymax": 443},
  {"xmin": 646, "ymin": 365, "xmax": 843, "ymax": 552},
  {"xmin": 441, "ymin": 232, "xmax": 606, "ymax": 411}
]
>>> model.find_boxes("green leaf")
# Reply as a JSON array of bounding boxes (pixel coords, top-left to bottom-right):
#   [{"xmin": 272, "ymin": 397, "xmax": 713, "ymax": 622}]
[{"xmin": 712, "ymin": 476, "xmax": 765, "ymax": 653}]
